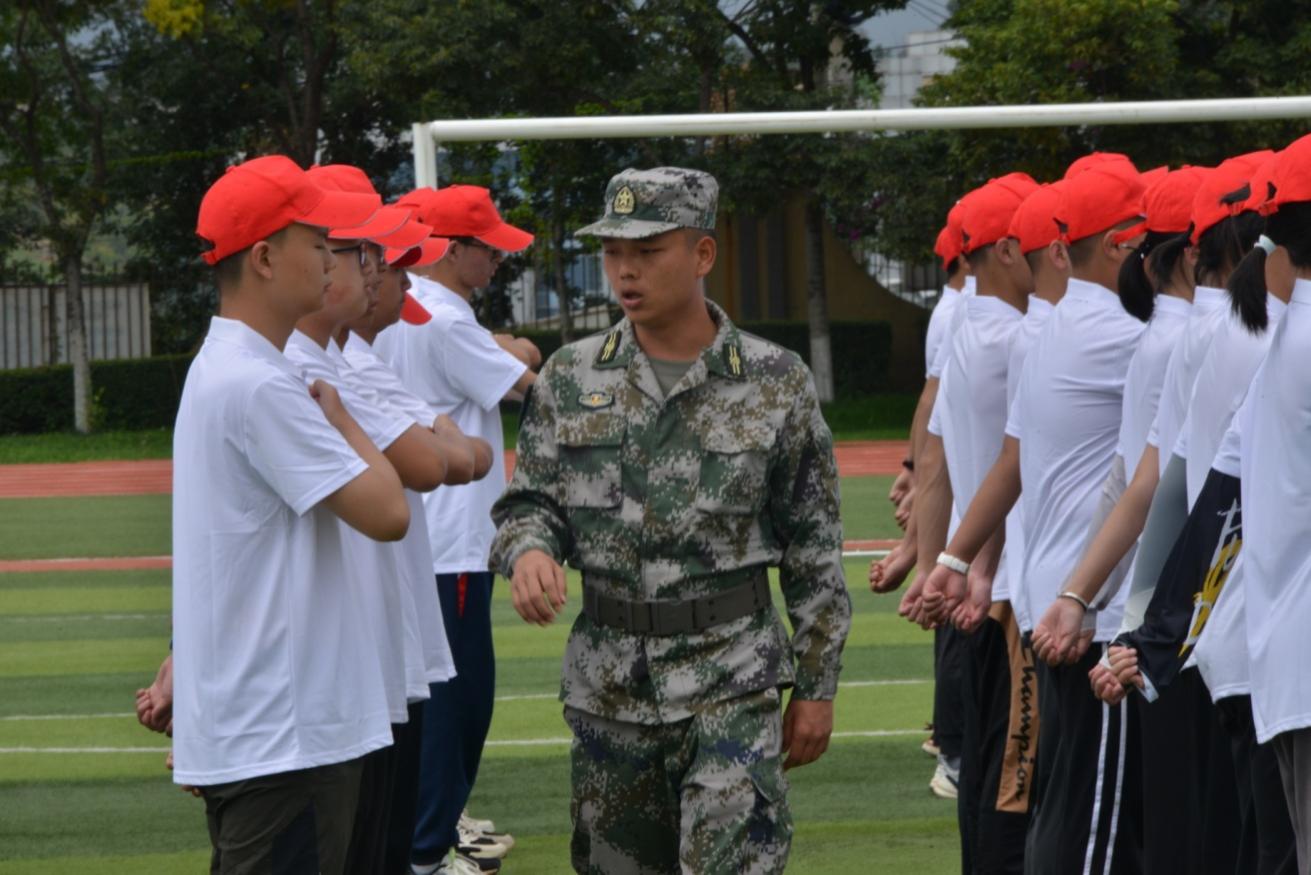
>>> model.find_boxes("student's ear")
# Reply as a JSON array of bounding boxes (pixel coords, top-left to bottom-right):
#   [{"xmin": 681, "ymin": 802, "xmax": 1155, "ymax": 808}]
[
  {"xmin": 1046, "ymin": 240, "xmax": 1071, "ymax": 274},
  {"xmin": 1102, "ymin": 228, "xmax": 1126, "ymax": 263},
  {"xmin": 249, "ymin": 240, "xmax": 277, "ymax": 281}
]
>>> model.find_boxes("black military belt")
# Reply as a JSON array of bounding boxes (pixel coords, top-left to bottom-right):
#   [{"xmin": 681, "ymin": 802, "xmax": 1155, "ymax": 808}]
[{"xmin": 581, "ymin": 570, "xmax": 771, "ymax": 636}]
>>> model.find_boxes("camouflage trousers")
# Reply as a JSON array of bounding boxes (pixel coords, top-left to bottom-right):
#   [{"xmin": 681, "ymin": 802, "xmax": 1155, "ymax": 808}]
[{"xmin": 564, "ymin": 688, "xmax": 792, "ymax": 875}]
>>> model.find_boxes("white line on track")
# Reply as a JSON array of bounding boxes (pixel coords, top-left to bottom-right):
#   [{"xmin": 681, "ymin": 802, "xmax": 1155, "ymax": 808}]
[
  {"xmin": 0, "ymin": 679, "xmax": 934, "ymax": 723},
  {"xmin": 5, "ymin": 613, "xmax": 163, "ymax": 623},
  {"xmin": 0, "ymin": 730, "xmax": 926, "ymax": 754}
]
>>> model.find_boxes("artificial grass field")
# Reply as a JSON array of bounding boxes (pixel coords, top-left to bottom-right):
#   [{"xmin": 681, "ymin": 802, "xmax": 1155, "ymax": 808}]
[{"xmin": 0, "ymin": 474, "xmax": 960, "ymax": 873}]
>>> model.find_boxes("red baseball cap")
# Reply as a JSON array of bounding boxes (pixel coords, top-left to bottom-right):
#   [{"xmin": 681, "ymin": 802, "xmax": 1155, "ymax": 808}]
[
  {"xmin": 1269, "ymin": 134, "xmax": 1311, "ymax": 213},
  {"xmin": 400, "ymin": 294, "xmax": 432, "ymax": 325},
  {"xmin": 1054, "ymin": 160, "xmax": 1146, "ymax": 243},
  {"xmin": 958, "ymin": 173, "xmax": 1040, "ymax": 254},
  {"xmin": 1190, "ymin": 150, "xmax": 1275, "ymax": 243},
  {"xmin": 1243, "ymin": 153, "xmax": 1280, "ymax": 214},
  {"xmin": 398, "ymin": 185, "xmax": 534, "ymax": 252},
  {"xmin": 305, "ymin": 164, "xmax": 415, "ymax": 242},
  {"xmin": 1007, "ymin": 181, "xmax": 1066, "ymax": 254},
  {"xmin": 933, "ymin": 202, "xmax": 965, "ymax": 270},
  {"xmin": 196, "ymin": 155, "xmax": 379, "ymax": 265},
  {"xmin": 386, "ymin": 236, "xmax": 451, "ymax": 267},
  {"xmin": 1064, "ymin": 152, "xmax": 1135, "ymax": 180},
  {"xmin": 1110, "ymin": 166, "xmax": 1208, "ymax": 244}
]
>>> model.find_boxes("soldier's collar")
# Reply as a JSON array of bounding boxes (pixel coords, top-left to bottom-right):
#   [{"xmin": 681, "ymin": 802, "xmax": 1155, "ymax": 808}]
[
  {"xmin": 592, "ymin": 321, "xmax": 637, "ymax": 370},
  {"xmin": 702, "ymin": 301, "xmax": 746, "ymax": 381},
  {"xmin": 592, "ymin": 303, "xmax": 745, "ymax": 380}
]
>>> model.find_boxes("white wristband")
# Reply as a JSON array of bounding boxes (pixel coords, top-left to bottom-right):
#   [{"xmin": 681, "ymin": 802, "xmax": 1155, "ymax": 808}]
[{"xmin": 936, "ymin": 552, "xmax": 970, "ymax": 575}]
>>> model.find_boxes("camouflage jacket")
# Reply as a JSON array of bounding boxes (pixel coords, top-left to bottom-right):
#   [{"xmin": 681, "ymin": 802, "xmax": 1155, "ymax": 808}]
[{"xmin": 490, "ymin": 301, "xmax": 850, "ymax": 724}]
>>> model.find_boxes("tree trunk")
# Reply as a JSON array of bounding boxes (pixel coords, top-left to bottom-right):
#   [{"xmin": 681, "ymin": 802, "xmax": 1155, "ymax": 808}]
[
  {"xmin": 804, "ymin": 197, "xmax": 834, "ymax": 402},
  {"xmin": 554, "ymin": 217, "xmax": 574, "ymax": 344},
  {"xmin": 64, "ymin": 254, "xmax": 92, "ymax": 433}
]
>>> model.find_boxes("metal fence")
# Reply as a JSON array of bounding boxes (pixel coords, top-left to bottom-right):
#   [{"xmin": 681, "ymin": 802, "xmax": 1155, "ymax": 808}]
[{"xmin": 0, "ymin": 283, "xmax": 151, "ymax": 370}]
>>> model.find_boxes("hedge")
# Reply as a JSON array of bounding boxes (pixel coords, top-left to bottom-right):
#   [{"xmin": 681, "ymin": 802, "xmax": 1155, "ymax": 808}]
[
  {"xmin": 0, "ymin": 320, "xmax": 890, "ymax": 435},
  {"xmin": 0, "ymin": 354, "xmax": 193, "ymax": 434}
]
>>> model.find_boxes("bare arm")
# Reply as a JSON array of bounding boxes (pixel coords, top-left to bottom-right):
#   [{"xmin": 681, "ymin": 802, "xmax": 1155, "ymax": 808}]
[
  {"xmin": 910, "ymin": 377, "xmax": 939, "ymax": 466},
  {"xmin": 383, "ymin": 424, "xmax": 449, "ymax": 493},
  {"xmin": 946, "ymin": 436, "xmax": 1021, "ymax": 563},
  {"xmin": 914, "ymin": 431, "xmax": 952, "ymax": 577},
  {"xmin": 1066, "ymin": 445, "xmax": 1159, "ymax": 604}
]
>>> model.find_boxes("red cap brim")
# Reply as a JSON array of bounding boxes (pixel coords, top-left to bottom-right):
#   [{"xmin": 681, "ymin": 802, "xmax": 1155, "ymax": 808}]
[
  {"xmin": 387, "ymin": 236, "xmax": 450, "ymax": 267},
  {"xmin": 400, "ymin": 292, "xmax": 432, "ymax": 325},
  {"xmin": 1111, "ymin": 219, "xmax": 1148, "ymax": 245},
  {"xmin": 329, "ymin": 203, "xmax": 407, "ymax": 240},
  {"xmin": 300, "ymin": 189, "xmax": 383, "ymax": 231},
  {"xmin": 375, "ymin": 217, "xmax": 432, "ymax": 250},
  {"xmin": 477, "ymin": 222, "xmax": 534, "ymax": 253}
]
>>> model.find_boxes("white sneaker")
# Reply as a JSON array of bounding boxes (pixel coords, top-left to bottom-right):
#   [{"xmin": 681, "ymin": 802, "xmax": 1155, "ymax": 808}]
[
  {"xmin": 459, "ymin": 811, "xmax": 516, "ymax": 852},
  {"xmin": 921, "ymin": 736, "xmax": 940, "ymax": 757},
  {"xmin": 411, "ymin": 850, "xmax": 485, "ymax": 875},
  {"xmin": 458, "ymin": 824, "xmax": 510, "ymax": 860},
  {"xmin": 929, "ymin": 760, "xmax": 959, "ymax": 799},
  {"xmin": 460, "ymin": 810, "xmax": 497, "ymax": 834}
]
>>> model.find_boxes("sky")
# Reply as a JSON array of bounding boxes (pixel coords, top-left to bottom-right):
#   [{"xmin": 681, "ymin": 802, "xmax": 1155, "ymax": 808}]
[{"xmin": 860, "ymin": 3, "xmax": 951, "ymax": 50}]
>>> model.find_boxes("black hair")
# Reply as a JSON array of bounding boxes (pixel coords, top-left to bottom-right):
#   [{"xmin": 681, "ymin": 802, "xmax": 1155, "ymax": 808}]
[
  {"xmin": 1194, "ymin": 211, "xmax": 1263, "ymax": 290},
  {"xmin": 1229, "ymin": 200, "xmax": 1311, "ymax": 333},
  {"xmin": 965, "ymin": 245, "xmax": 991, "ymax": 272},
  {"xmin": 212, "ymin": 227, "xmax": 292, "ymax": 294},
  {"xmin": 1116, "ymin": 230, "xmax": 1180, "ymax": 322}
]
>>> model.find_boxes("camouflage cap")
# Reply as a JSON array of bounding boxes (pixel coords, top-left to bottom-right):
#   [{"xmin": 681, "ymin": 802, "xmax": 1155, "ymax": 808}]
[{"xmin": 575, "ymin": 167, "xmax": 718, "ymax": 239}]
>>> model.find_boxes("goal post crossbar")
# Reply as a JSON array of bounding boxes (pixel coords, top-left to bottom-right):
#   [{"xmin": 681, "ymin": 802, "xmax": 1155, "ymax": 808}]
[{"xmin": 412, "ymin": 96, "xmax": 1311, "ymax": 186}]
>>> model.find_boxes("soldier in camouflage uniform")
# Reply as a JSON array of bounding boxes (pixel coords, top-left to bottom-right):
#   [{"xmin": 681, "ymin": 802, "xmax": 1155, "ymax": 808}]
[{"xmin": 489, "ymin": 167, "xmax": 851, "ymax": 875}]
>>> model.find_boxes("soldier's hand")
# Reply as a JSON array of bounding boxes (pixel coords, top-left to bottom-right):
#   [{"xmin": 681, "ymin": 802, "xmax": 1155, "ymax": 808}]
[
  {"xmin": 782, "ymin": 697, "xmax": 833, "ymax": 770},
  {"xmin": 510, "ymin": 549, "xmax": 566, "ymax": 626}
]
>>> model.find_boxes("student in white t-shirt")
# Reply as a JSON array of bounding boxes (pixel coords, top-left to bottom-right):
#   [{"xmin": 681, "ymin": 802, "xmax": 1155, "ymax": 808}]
[
  {"xmin": 914, "ymin": 172, "xmax": 1038, "ymax": 873},
  {"xmin": 175, "ymin": 155, "xmax": 411, "ymax": 875},
  {"xmin": 869, "ymin": 219, "xmax": 971, "ymax": 594},
  {"xmin": 373, "ymin": 184, "xmax": 537, "ymax": 873},
  {"xmin": 921, "ymin": 157, "xmax": 1149, "ymax": 874}
]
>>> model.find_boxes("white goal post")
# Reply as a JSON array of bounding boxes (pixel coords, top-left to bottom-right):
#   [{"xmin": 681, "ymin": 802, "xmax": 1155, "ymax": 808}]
[{"xmin": 413, "ymin": 96, "xmax": 1311, "ymax": 187}]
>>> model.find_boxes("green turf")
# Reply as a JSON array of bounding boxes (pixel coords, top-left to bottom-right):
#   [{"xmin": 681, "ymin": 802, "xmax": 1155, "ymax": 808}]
[
  {"xmin": 0, "ymin": 496, "xmax": 171, "ymax": 560},
  {"xmin": 0, "ymin": 484, "xmax": 951, "ymax": 872},
  {"xmin": 0, "ymin": 429, "xmax": 174, "ymax": 464}
]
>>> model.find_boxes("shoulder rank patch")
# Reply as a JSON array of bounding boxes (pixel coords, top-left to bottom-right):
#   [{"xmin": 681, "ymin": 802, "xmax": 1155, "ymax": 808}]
[
  {"xmin": 725, "ymin": 342, "xmax": 743, "ymax": 377},
  {"xmin": 577, "ymin": 390, "xmax": 614, "ymax": 410},
  {"xmin": 596, "ymin": 330, "xmax": 622, "ymax": 365}
]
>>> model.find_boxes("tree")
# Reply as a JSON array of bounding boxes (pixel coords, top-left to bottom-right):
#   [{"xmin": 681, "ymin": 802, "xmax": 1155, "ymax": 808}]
[
  {"xmin": 856, "ymin": 0, "xmax": 1311, "ymax": 265},
  {"xmin": 0, "ymin": 0, "xmax": 135, "ymax": 431}
]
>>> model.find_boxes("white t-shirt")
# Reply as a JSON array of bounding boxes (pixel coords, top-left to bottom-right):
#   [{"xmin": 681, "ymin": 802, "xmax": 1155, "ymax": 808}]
[
  {"xmin": 1145, "ymin": 286, "xmax": 1229, "ymax": 475},
  {"xmin": 925, "ymin": 286, "xmax": 963, "ymax": 378},
  {"xmin": 343, "ymin": 332, "xmax": 439, "ymax": 429},
  {"xmin": 374, "ymin": 276, "xmax": 528, "ymax": 574},
  {"xmin": 1005, "ymin": 279, "xmax": 1145, "ymax": 635},
  {"xmin": 1191, "ymin": 393, "xmax": 1251, "ymax": 703},
  {"xmin": 171, "ymin": 317, "xmax": 391, "ymax": 786},
  {"xmin": 928, "ymin": 276, "xmax": 977, "ymax": 379},
  {"xmin": 285, "ymin": 330, "xmax": 415, "ymax": 722},
  {"xmin": 929, "ymin": 295, "xmax": 1023, "ymax": 600},
  {"xmin": 1119, "ymin": 295, "xmax": 1190, "ymax": 483},
  {"xmin": 1173, "ymin": 294, "xmax": 1287, "ymax": 509},
  {"xmin": 996, "ymin": 295, "xmax": 1056, "ymax": 631},
  {"xmin": 1244, "ymin": 278, "xmax": 1311, "ymax": 743},
  {"xmin": 340, "ymin": 335, "xmax": 457, "ymax": 687}
]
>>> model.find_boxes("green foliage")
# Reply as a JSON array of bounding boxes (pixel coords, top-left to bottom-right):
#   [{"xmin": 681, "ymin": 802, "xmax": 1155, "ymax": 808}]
[{"xmin": 0, "ymin": 355, "xmax": 192, "ymax": 434}]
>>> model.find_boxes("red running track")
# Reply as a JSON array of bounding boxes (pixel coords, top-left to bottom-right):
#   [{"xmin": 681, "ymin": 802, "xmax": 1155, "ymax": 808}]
[{"xmin": 0, "ymin": 441, "xmax": 907, "ymax": 499}]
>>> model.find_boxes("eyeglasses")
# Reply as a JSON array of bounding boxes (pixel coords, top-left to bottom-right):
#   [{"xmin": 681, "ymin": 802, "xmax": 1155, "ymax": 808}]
[
  {"xmin": 331, "ymin": 244, "xmax": 368, "ymax": 269},
  {"xmin": 454, "ymin": 237, "xmax": 503, "ymax": 261}
]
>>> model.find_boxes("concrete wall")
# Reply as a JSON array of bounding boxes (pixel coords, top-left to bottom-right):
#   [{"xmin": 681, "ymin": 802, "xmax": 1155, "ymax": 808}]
[{"xmin": 706, "ymin": 196, "xmax": 928, "ymax": 392}]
